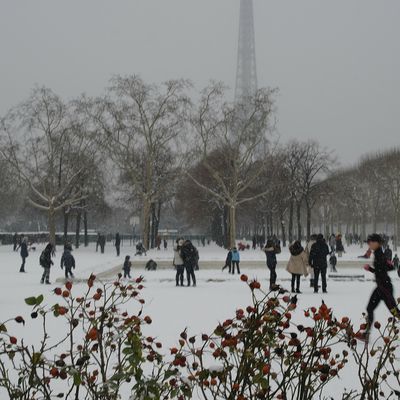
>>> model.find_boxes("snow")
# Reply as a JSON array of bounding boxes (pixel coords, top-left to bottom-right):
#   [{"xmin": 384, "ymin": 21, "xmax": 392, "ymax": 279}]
[{"xmin": 0, "ymin": 242, "xmax": 399, "ymax": 398}]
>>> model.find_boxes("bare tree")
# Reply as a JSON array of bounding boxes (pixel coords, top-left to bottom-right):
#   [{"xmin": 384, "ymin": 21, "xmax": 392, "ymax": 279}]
[
  {"xmin": 295, "ymin": 140, "xmax": 335, "ymax": 240},
  {"xmin": 90, "ymin": 75, "xmax": 190, "ymax": 249},
  {"xmin": 187, "ymin": 82, "xmax": 276, "ymax": 247},
  {"xmin": 380, "ymin": 149, "xmax": 400, "ymax": 250},
  {"xmin": 0, "ymin": 87, "xmax": 94, "ymax": 245}
]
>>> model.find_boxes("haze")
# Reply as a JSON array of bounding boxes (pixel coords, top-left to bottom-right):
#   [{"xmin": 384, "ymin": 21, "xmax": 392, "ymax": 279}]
[{"xmin": 0, "ymin": 0, "xmax": 399, "ymax": 164}]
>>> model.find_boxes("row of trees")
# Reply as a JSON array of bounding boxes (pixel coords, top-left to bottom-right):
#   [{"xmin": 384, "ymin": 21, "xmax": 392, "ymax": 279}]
[{"xmin": 0, "ymin": 76, "xmax": 399, "ymax": 249}]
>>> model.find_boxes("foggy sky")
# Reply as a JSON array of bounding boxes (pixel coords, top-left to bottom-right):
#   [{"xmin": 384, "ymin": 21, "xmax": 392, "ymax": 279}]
[{"xmin": 1, "ymin": 0, "xmax": 399, "ymax": 164}]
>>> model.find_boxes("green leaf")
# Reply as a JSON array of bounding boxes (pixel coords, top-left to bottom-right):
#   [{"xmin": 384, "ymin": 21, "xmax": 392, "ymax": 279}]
[
  {"xmin": 73, "ymin": 373, "xmax": 81, "ymax": 386},
  {"xmin": 32, "ymin": 352, "xmax": 42, "ymax": 365},
  {"xmin": 25, "ymin": 297, "xmax": 37, "ymax": 306},
  {"xmin": 36, "ymin": 295, "xmax": 44, "ymax": 306},
  {"xmin": 0, "ymin": 324, "xmax": 7, "ymax": 333}
]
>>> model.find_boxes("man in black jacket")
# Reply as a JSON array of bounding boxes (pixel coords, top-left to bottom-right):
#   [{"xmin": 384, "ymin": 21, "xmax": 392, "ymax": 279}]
[
  {"xmin": 309, "ymin": 234, "xmax": 330, "ymax": 293},
  {"xmin": 181, "ymin": 240, "xmax": 197, "ymax": 287},
  {"xmin": 361, "ymin": 234, "xmax": 399, "ymax": 340}
]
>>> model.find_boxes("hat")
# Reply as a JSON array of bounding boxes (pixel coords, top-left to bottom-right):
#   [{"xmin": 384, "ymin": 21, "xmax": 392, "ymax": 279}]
[{"xmin": 366, "ymin": 233, "xmax": 383, "ymax": 244}]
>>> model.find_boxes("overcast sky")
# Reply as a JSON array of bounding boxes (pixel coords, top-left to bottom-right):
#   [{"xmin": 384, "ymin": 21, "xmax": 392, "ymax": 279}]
[{"xmin": 1, "ymin": 0, "xmax": 399, "ymax": 164}]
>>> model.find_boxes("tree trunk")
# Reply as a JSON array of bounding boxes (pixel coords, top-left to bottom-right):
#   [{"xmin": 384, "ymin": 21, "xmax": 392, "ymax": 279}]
[
  {"xmin": 280, "ymin": 216, "xmax": 286, "ymax": 247},
  {"xmin": 229, "ymin": 204, "xmax": 236, "ymax": 249},
  {"xmin": 83, "ymin": 210, "xmax": 88, "ymax": 247},
  {"xmin": 394, "ymin": 211, "xmax": 399, "ymax": 251},
  {"xmin": 75, "ymin": 211, "xmax": 81, "ymax": 249},
  {"xmin": 48, "ymin": 206, "xmax": 56, "ymax": 246},
  {"xmin": 306, "ymin": 201, "xmax": 311, "ymax": 241},
  {"xmin": 288, "ymin": 199, "xmax": 294, "ymax": 243},
  {"xmin": 63, "ymin": 207, "xmax": 69, "ymax": 243},
  {"xmin": 141, "ymin": 196, "xmax": 151, "ymax": 250},
  {"xmin": 296, "ymin": 201, "xmax": 302, "ymax": 241},
  {"xmin": 150, "ymin": 203, "xmax": 156, "ymax": 249},
  {"xmin": 223, "ymin": 206, "xmax": 229, "ymax": 249}
]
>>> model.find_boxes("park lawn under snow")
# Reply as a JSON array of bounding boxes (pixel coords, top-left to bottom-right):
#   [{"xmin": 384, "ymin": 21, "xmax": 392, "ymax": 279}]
[{"xmin": 0, "ymin": 242, "xmax": 399, "ymax": 398}]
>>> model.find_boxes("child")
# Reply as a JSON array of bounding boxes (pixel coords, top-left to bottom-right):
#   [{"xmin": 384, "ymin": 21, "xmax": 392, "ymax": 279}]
[
  {"xmin": 222, "ymin": 249, "xmax": 232, "ymax": 273},
  {"xmin": 360, "ymin": 234, "xmax": 400, "ymax": 342},
  {"xmin": 231, "ymin": 247, "xmax": 240, "ymax": 275},
  {"xmin": 60, "ymin": 244, "xmax": 75, "ymax": 279},
  {"xmin": 123, "ymin": 255, "xmax": 132, "ymax": 279},
  {"xmin": 393, "ymin": 254, "xmax": 400, "ymax": 277},
  {"xmin": 329, "ymin": 251, "xmax": 337, "ymax": 273}
]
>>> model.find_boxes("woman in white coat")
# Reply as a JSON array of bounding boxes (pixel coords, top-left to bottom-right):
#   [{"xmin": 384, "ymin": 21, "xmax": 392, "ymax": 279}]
[{"xmin": 287, "ymin": 240, "xmax": 309, "ymax": 293}]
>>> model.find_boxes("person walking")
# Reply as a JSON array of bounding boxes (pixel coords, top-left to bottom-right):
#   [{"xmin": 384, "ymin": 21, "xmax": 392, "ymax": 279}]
[
  {"xmin": 335, "ymin": 234, "xmax": 345, "ymax": 257},
  {"xmin": 286, "ymin": 240, "xmax": 309, "ymax": 293},
  {"xmin": 393, "ymin": 254, "xmax": 399, "ymax": 277},
  {"xmin": 263, "ymin": 240, "xmax": 278, "ymax": 290},
  {"xmin": 115, "ymin": 233, "xmax": 121, "ymax": 257},
  {"xmin": 360, "ymin": 234, "xmax": 400, "ymax": 342},
  {"xmin": 13, "ymin": 233, "xmax": 19, "ymax": 252},
  {"xmin": 329, "ymin": 251, "xmax": 338, "ymax": 273},
  {"xmin": 19, "ymin": 237, "xmax": 29, "ymax": 273},
  {"xmin": 328, "ymin": 234, "xmax": 336, "ymax": 253},
  {"xmin": 222, "ymin": 248, "xmax": 233, "ymax": 273},
  {"xmin": 309, "ymin": 234, "xmax": 330, "ymax": 294},
  {"xmin": 173, "ymin": 238, "xmax": 185, "ymax": 287},
  {"xmin": 60, "ymin": 244, "xmax": 75, "ymax": 279},
  {"xmin": 306, "ymin": 234, "xmax": 318, "ymax": 288},
  {"xmin": 181, "ymin": 239, "xmax": 198, "ymax": 287},
  {"xmin": 40, "ymin": 243, "xmax": 54, "ymax": 284},
  {"xmin": 123, "ymin": 255, "xmax": 132, "ymax": 279},
  {"xmin": 384, "ymin": 244, "xmax": 393, "ymax": 262},
  {"xmin": 231, "ymin": 247, "xmax": 241, "ymax": 275}
]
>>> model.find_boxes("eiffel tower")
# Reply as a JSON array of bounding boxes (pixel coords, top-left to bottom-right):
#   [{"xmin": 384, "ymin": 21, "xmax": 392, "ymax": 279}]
[{"xmin": 234, "ymin": 0, "xmax": 258, "ymax": 102}]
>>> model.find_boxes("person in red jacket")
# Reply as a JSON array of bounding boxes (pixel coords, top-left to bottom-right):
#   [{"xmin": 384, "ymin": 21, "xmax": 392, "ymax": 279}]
[{"xmin": 360, "ymin": 233, "xmax": 399, "ymax": 341}]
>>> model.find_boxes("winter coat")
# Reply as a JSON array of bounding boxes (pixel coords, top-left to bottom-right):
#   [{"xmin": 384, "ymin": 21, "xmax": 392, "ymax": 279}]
[
  {"xmin": 225, "ymin": 251, "xmax": 232, "ymax": 265},
  {"xmin": 123, "ymin": 260, "xmax": 132, "ymax": 271},
  {"xmin": 336, "ymin": 237, "xmax": 344, "ymax": 252},
  {"xmin": 329, "ymin": 254, "xmax": 337, "ymax": 267},
  {"xmin": 365, "ymin": 247, "xmax": 394, "ymax": 287},
  {"xmin": 115, "ymin": 234, "xmax": 121, "ymax": 247},
  {"xmin": 231, "ymin": 250, "xmax": 240, "ymax": 262},
  {"xmin": 286, "ymin": 250, "xmax": 309, "ymax": 276},
  {"xmin": 309, "ymin": 239, "xmax": 330, "ymax": 269},
  {"xmin": 60, "ymin": 250, "xmax": 75, "ymax": 269},
  {"xmin": 264, "ymin": 247, "xmax": 277, "ymax": 268},
  {"xmin": 181, "ymin": 241, "xmax": 198, "ymax": 267},
  {"xmin": 39, "ymin": 249, "xmax": 53, "ymax": 269},
  {"xmin": 173, "ymin": 243, "xmax": 184, "ymax": 266},
  {"xmin": 20, "ymin": 242, "xmax": 29, "ymax": 258}
]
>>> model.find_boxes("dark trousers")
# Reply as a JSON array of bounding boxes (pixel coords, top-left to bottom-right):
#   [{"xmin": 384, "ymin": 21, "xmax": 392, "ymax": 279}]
[
  {"xmin": 65, "ymin": 266, "xmax": 74, "ymax": 279},
  {"xmin": 41, "ymin": 267, "xmax": 50, "ymax": 283},
  {"xmin": 291, "ymin": 274, "xmax": 301, "ymax": 291},
  {"xmin": 20, "ymin": 256, "xmax": 26, "ymax": 272},
  {"xmin": 176, "ymin": 265, "xmax": 184, "ymax": 286},
  {"xmin": 268, "ymin": 264, "xmax": 277, "ymax": 288},
  {"xmin": 314, "ymin": 268, "xmax": 327, "ymax": 292},
  {"xmin": 185, "ymin": 264, "xmax": 196, "ymax": 286},
  {"xmin": 222, "ymin": 262, "xmax": 232, "ymax": 273},
  {"xmin": 231, "ymin": 261, "xmax": 240, "ymax": 274},
  {"xmin": 123, "ymin": 269, "xmax": 131, "ymax": 279},
  {"xmin": 116, "ymin": 245, "xmax": 120, "ymax": 257},
  {"xmin": 367, "ymin": 282, "xmax": 398, "ymax": 326}
]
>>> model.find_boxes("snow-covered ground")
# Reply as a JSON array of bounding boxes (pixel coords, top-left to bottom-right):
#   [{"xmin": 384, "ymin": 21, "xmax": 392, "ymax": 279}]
[{"xmin": 0, "ymin": 242, "xmax": 399, "ymax": 398}]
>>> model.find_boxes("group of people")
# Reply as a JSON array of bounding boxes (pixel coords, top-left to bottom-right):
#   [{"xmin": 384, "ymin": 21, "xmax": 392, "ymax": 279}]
[{"xmin": 173, "ymin": 238, "xmax": 199, "ymax": 287}]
